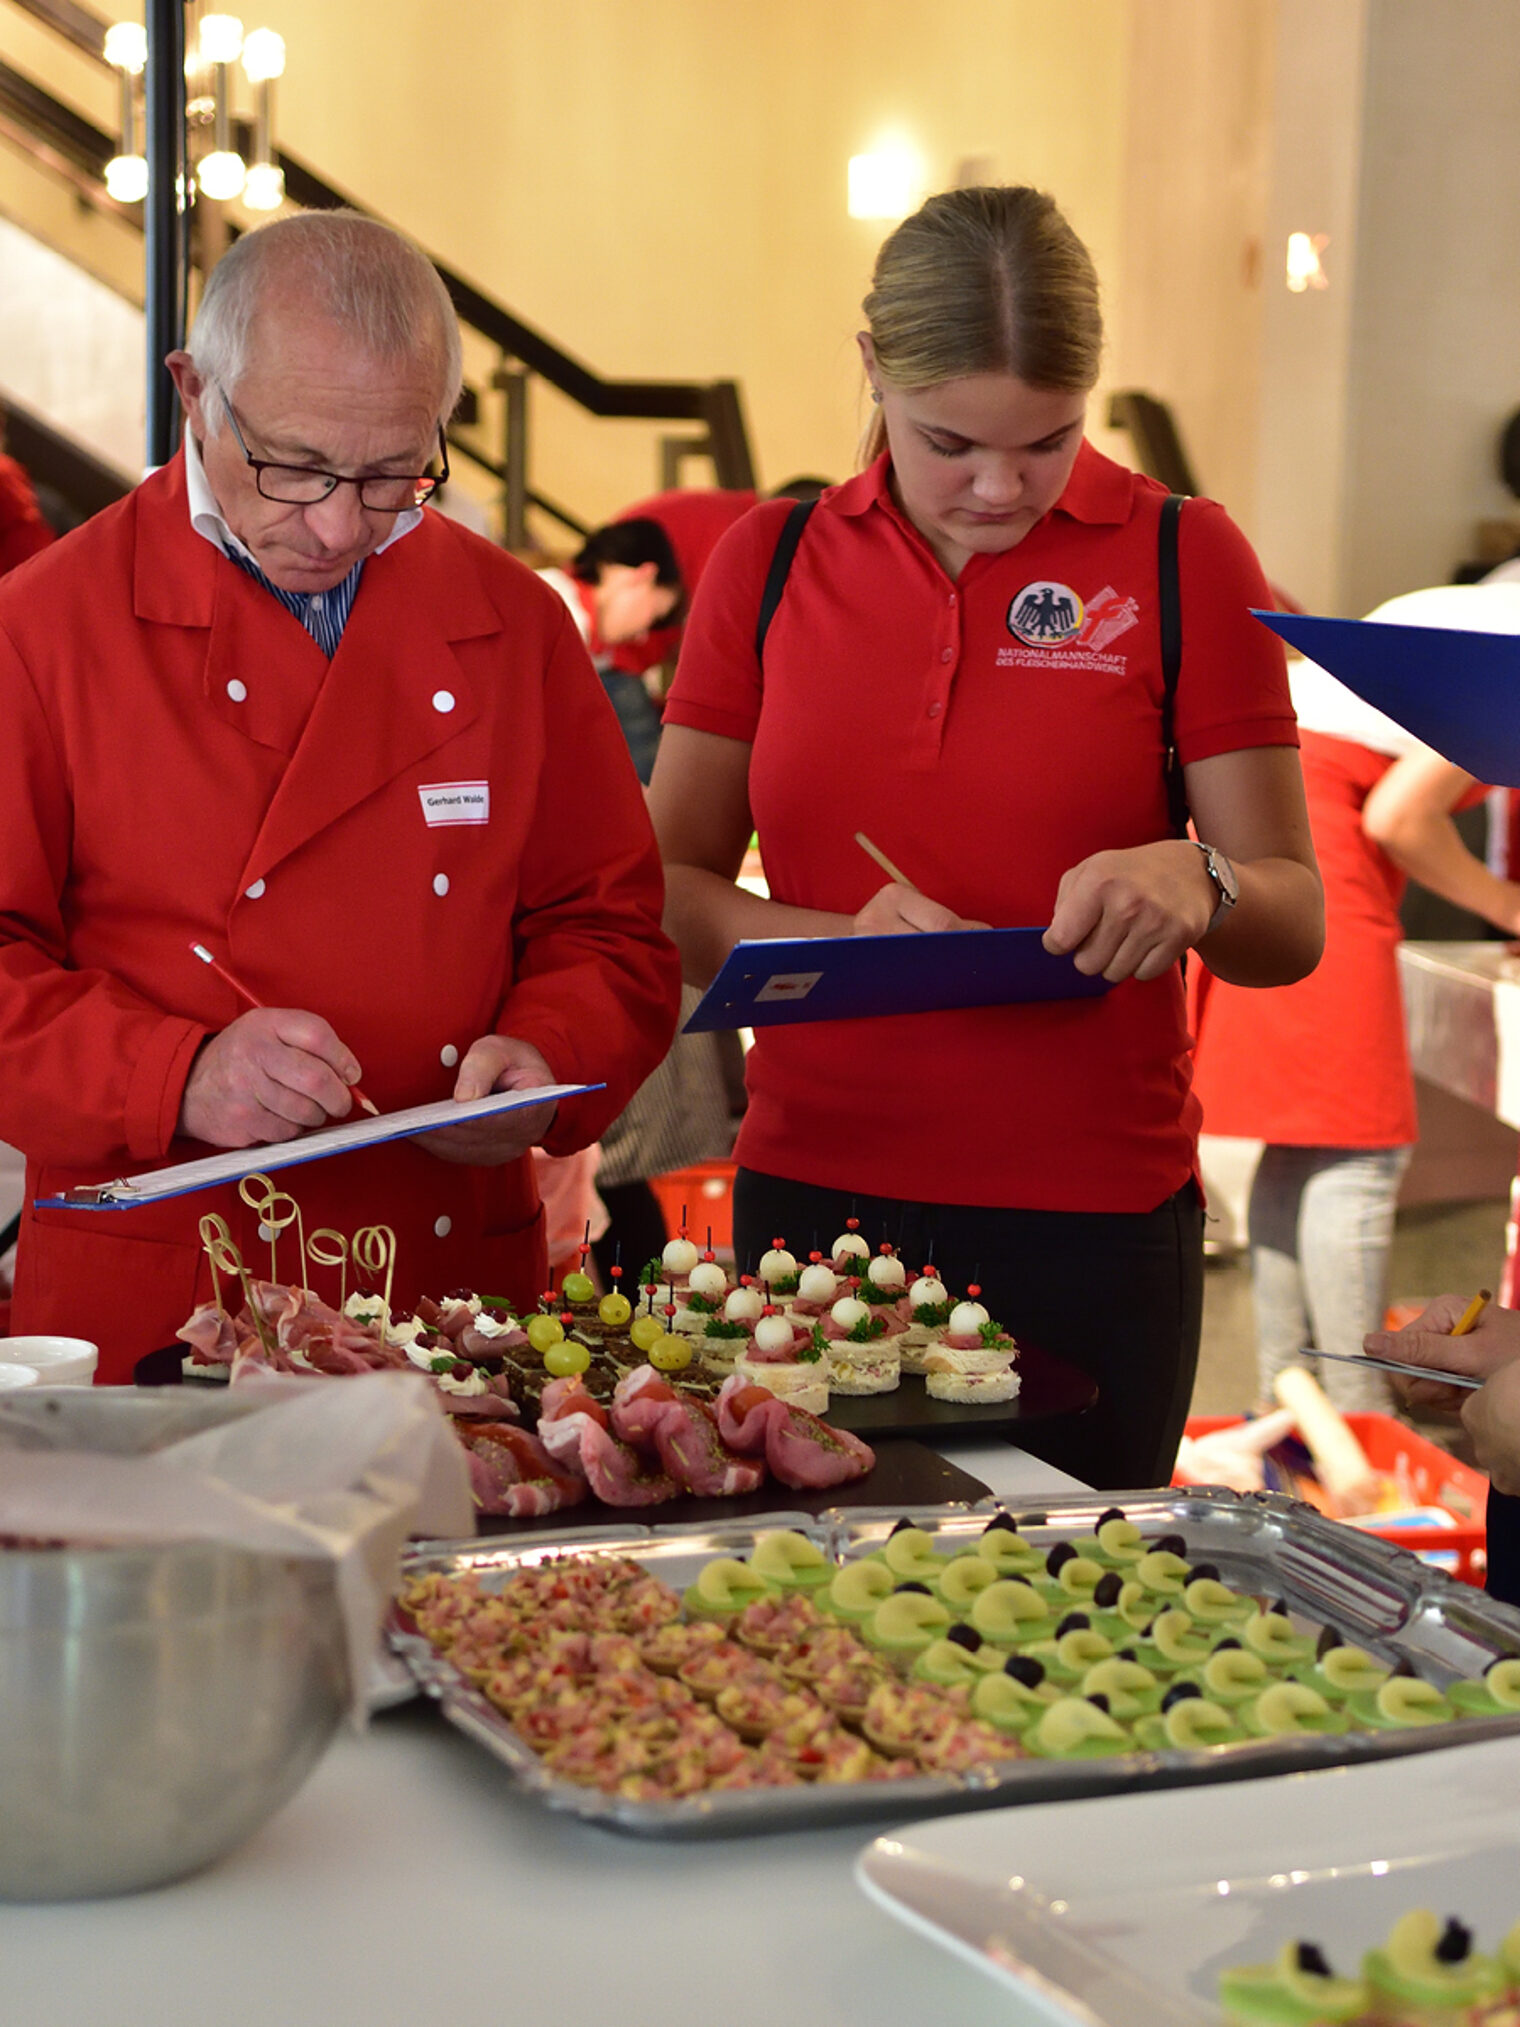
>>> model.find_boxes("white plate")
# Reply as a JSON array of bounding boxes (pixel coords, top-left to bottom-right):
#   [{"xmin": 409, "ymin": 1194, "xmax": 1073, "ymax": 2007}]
[{"xmin": 857, "ymin": 1735, "xmax": 1520, "ymax": 2026}]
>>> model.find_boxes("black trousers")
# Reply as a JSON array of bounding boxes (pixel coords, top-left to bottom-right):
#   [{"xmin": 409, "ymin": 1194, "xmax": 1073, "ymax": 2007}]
[
  {"xmin": 734, "ymin": 1168, "xmax": 1204, "ymax": 1493},
  {"xmin": 1486, "ymin": 1487, "xmax": 1520, "ymax": 1610}
]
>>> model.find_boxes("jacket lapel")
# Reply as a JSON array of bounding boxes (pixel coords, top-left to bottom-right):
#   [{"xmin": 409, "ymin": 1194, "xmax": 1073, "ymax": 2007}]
[{"xmin": 240, "ymin": 519, "xmax": 501, "ymax": 883}]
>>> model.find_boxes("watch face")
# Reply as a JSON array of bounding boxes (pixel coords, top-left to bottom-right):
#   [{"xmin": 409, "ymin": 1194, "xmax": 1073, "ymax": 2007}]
[{"xmin": 1216, "ymin": 851, "xmax": 1239, "ymax": 905}]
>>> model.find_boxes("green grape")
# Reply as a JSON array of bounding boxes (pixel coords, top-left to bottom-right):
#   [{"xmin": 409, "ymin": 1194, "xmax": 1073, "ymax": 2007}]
[
  {"xmin": 543, "ymin": 1341, "xmax": 591, "ymax": 1378},
  {"xmin": 562, "ymin": 1271, "xmax": 596, "ymax": 1305},
  {"xmin": 598, "ymin": 1291, "xmax": 633, "ymax": 1326},
  {"xmin": 525, "ymin": 1313, "xmax": 563, "ymax": 1352},
  {"xmin": 649, "ymin": 1333, "xmax": 693, "ymax": 1372},
  {"xmin": 628, "ymin": 1314, "xmax": 664, "ymax": 1351}
]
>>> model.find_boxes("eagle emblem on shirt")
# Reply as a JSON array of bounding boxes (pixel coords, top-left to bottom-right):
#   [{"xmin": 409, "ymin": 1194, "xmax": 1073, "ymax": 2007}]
[{"xmin": 1006, "ymin": 581, "xmax": 1084, "ymax": 647}]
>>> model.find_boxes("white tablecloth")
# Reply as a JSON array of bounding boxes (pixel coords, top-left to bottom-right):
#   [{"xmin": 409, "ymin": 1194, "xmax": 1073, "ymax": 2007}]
[{"xmin": 3, "ymin": 1442, "xmax": 1089, "ymax": 2026}]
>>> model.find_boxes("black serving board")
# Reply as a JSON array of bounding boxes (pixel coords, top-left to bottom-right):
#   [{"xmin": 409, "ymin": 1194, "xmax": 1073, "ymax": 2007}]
[
  {"xmin": 474, "ymin": 1437, "xmax": 990, "ymax": 1537},
  {"xmin": 824, "ymin": 1340, "xmax": 1096, "ymax": 1442}
]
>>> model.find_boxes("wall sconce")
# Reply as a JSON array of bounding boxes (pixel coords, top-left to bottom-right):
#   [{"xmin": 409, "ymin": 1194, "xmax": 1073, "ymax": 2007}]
[
  {"xmin": 847, "ymin": 144, "xmax": 921, "ymax": 221},
  {"xmin": 106, "ymin": 12, "xmax": 286, "ymax": 209},
  {"xmin": 1285, "ymin": 232, "xmax": 1329, "ymax": 293},
  {"xmin": 102, "ymin": 20, "xmax": 149, "ymax": 203}
]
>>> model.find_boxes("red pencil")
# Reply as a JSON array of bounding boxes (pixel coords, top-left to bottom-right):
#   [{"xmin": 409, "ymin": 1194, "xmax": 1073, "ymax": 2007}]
[{"xmin": 190, "ymin": 942, "xmax": 381, "ymax": 1118}]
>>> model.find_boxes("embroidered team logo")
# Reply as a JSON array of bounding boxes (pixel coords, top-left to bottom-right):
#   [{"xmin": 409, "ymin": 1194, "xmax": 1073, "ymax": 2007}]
[{"xmin": 1007, "ymin": 581, "xmax": 1084, "ymax": 647}]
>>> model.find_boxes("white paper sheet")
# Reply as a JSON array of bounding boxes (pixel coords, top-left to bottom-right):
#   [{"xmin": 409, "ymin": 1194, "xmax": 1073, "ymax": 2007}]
[{"xmin": 36, "ymin": 1081, "xmax": 600, "ymax": 1207}]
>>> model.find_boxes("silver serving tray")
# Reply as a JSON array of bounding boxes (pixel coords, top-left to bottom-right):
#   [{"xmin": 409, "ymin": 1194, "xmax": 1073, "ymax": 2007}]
[{"xmin": 387, "ymin": 1487, "xmax": 1520, "ymax": 1839}]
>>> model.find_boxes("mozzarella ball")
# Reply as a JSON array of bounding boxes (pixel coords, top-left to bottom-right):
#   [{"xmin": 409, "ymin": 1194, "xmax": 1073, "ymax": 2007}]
[
  {"xmin": 949, "ymin": 1300, "xmax": 990, "ymax": 1335},
  {"xmin": 753, "ymin": 1315, "xmax": 796, "ymax": 1355},
  {"xmin": 830, "ymin": 1296, "xmax": 870, "ymax": 1330},
  {"xmin": 797, "ymin": 1263, "xmax": 838, "ymax": 1304},
  {"xmin": 687, "ymin": 1261, "xmax": 728, "ymax": 1299},
  {"xmin": 833, "ymin": 1232, "xmax": 870, "ymax": 1263},
  {"xmin": 661, "ymin": 1237, "xmax": 699, "ymax": 1276},
  {"xmin": 725, "ymin": 1286, "xmax": 765, "ymax": 1322},
  {"xmin": 759, "ymin": 1247, "xmax": 797, "ymax": 1282},
  {"xmin": 910, "ymin": 1276, "xmax": 949, "ymax": 1309},
  {"xmin": 867, "ymin": 1254, "xmax": 906, "ymax": 1290}
]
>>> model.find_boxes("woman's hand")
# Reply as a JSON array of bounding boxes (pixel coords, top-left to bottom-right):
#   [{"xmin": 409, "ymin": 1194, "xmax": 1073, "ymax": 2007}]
[
  {"xmin": 1043, "ymin": 840, "xmax": 1215, "ymax": 982},
  {"xmin": 852, "ymin": 882, "xmax": 988, "ymax": 936}
]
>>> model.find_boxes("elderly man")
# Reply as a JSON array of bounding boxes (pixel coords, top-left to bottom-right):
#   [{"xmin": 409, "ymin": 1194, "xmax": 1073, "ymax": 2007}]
[{"xmin": 0, "ymin": 210, "xmax": 680, "ymax": 1381}]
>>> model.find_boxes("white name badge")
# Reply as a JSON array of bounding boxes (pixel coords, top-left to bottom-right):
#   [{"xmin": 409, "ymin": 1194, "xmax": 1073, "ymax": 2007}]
[{"xmin": 419, "ymin": 781, "xmax": 490, "ymax": 826}]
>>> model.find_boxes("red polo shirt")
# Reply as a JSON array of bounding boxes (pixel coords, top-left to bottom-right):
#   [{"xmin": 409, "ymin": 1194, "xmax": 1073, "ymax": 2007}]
[
  {"xmin": 663, "ymin": 443, "xmax": 1297, "ymax": 1213},
  {"xmin": 608, "ymin": 487, "xmax": 759, "ymax": 675}
]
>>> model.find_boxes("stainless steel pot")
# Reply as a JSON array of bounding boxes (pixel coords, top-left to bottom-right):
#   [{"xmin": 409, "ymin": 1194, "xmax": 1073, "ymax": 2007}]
[{"xmin": 0, "ymin": 1540, "xmax": 347, "ymax": 1899}]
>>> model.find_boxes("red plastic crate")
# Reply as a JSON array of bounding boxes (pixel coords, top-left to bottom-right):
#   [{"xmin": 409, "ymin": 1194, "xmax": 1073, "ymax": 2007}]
[
  {"xmin": 1178, "ymin": 1411, "xmax": 1489, "ymax": 1586},
  {"xmin": 649, "ymin": 1161, "xmax": 735, "ymax": 1252}
]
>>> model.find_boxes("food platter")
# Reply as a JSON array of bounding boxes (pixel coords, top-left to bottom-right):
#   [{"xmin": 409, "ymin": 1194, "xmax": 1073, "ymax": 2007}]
[
  {"xmin": 825, "ymin": 1341, "xmax": 1096, "ymax": 1440},
  {"xmin": 473, "ymin": 1438, "xmax": 992, "ymax": 1535},
  {"xmin": 390, "ymin": 1489, "xmax": 1520, "ymax": 1839},
  {"xmin": 855, "ymin": 1737, "xmax": 1520, "ymax": 2026}
]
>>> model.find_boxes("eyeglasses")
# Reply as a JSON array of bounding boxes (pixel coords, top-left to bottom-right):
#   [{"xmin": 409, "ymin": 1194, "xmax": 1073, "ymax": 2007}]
[{"xmin": 217, "ymin": 392, "xmax": 449, "ymax": 512}]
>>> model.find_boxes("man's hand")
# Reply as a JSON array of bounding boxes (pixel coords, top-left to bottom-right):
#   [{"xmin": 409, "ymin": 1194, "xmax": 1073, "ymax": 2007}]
[
  {"xmin": 415, "ymin": 1035, "xmax": 559, "ymax": 1166},
  {"xmin": 178, "ymin": 1008, "xmax": 362, "ymax": 1148},
  {"xmin": 852, "ymin": 882, "xmax": 988, "ymax": 936},
  {"xmin": 1365, "ymin": 1292, "xmax": 1520, "ymax": 1416},
  {"xmin": 1043, "ymin": 840, "xmax": 1216, "ymax": 982},
  {"xmin": 1463, "ymin": 1357, "xmax": 1520, "ymax": 1495}
]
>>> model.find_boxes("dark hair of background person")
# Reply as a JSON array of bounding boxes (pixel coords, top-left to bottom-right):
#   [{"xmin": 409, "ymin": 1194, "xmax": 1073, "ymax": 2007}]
[{"xmin": 572, "ymin": 516, "xmax": 682, "ymax": 590}]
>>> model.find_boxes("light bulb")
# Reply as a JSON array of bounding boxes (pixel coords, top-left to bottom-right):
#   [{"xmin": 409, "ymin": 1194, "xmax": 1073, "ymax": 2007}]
[
  {"xmin": 198, "ymin": 14, "xmax": 245, "ymax": 65},
  {"xmin": 197, "ymin": 149, "xmax": 246, "ymax": 200},
  {"xmin": 105, "ymin": 153, "xmax": 149, "ymax": 202},
  {"xmin": 240, "ymin": 27, "xmax": 285, "ymax": 82},
  {"xmin": 103, "ymin": 21, "xmax": 148, "ymax": 73},
  {"xmin": 847, "ymin": 145, "xmax": 921, "ymax": 221},
  {"xmin": 1285, "ymin": 231, "xmax": 1329, "ymax": 293},
  {"xmin": 242, "ymin": 160, "xmax": 285, "ymax": 210}
]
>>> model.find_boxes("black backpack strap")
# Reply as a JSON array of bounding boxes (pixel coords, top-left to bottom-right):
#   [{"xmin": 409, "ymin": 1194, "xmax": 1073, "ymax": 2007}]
[
  {"xmin": 754, "ymin": 498, "xmax": 817, "ymax": 665},
  {"xmin": 1158, "ymin": 491, "xmax": 1189, "ymax": 838}
]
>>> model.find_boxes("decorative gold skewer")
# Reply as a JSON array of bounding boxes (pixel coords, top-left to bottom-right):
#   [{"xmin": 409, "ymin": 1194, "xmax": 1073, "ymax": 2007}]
[
  {"xmin": 197, "ymin": 1213, "xmax": 275, "ymax": 1355},
  {"xmin": 352, "ymin": 1224, "xmax": 397, "ymax": 1317},
  {"xmin": 238, "ymin": 1172, "xmax": 304, "ymax": 1288},
  {"xmin": 307, "ymin": 1228, "xmax": 350, "ymax": 1310}
]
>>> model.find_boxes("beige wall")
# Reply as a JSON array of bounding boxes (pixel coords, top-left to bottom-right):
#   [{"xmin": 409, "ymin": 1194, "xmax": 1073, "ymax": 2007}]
[
  {"xmin": 236, "ymin": 0, "xmax": 1129, "ymax": 534},
  {"xmin": 1109, "ymin": 0, "xmax": 1276, "ymax": 533}
]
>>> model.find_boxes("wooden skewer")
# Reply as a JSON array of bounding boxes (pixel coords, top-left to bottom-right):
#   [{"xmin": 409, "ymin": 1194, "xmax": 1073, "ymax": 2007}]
[
  {"xmin": 190, "ymin": 941, "xmax": 380, "ymax": 1117},
  {"xmin": 854, "ymin": 831, "xmax": 916, "ymax": 891},
  {"xmin": 1450, "ymin": 1289, "xmax": 1492, "ymax": 1337}
]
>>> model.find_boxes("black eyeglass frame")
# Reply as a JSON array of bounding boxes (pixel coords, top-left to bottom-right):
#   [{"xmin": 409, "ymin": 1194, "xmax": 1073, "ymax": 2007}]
[{"xmin": 216, "ymin": 391, "xmax": 449, "ymax": 512}]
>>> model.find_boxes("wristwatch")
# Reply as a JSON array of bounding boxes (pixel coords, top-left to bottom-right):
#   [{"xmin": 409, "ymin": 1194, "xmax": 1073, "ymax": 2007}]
[{"xmin": 1192, "ymin": 840, "xmax": 1239, "ymax": 935}]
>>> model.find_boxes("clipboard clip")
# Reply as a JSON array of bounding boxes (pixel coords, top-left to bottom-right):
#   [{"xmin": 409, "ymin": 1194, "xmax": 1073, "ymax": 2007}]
[{"xmin": 41, "ymin": 1180, "xmax": 139, "ymax": 1207}]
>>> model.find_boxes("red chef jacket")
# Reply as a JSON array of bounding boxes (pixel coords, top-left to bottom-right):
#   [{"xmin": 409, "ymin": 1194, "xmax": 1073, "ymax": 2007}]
[{"xmin": 0, "ymin": 453, "xmax": 681, "ymax": 1380}]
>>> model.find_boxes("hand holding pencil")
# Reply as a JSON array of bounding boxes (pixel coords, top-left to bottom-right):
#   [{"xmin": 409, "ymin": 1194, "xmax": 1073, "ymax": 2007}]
[
  {"xmin": 178, "ymin": 942, "xmax": 379, "ymax": 1149},
  {"xmin": 850, "ymin": 832, "xmax": 989, "ymax": 936},
  {"xmin": 1363, "ymin": 1287, "xmax": 1509, "ymax": 1417}
]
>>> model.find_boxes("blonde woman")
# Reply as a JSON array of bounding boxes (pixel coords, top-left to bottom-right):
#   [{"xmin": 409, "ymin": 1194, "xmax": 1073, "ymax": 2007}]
[{"xmin": 648, "ymin": 187, "xmax": 1322, "ymax": 1488}]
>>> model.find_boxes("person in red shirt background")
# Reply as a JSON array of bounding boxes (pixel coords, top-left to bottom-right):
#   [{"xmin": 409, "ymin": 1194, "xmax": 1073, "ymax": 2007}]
[
  {"xmin": 0, "ymin": 436, "xmax": 54, "ymax": 577},
  {"xmin": 650, "ymin": 185, "xmax": 1323, "ymax": 1489}
]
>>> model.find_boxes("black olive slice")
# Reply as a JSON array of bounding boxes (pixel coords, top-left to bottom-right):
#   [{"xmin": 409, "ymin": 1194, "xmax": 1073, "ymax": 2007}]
[
  {"xmin": 1160, "ymin": 1680, "xmax": 1202, "ymax": 1710},
  {"xmin": 1093, "ymin": 1573, "xmax": 1123, "ymax": 1608},
  {"xmin": 1054, "ymin": 1612, "xmax": 1091, "ymax": 1638},
  {"xmin": 1004, "ymin": 1653, "xmax": 1045, "ymax": 1687},
  {"xmin": 1316, "ymin": 1623, "xmax": 1343, "ymax": 1660},
  {"xmin": 894, "ymin": 1581, "xmax": 932, "ymax": 1596},
  {"xmin": 1297, "ymin": 1944, "xmax": 1332, "ymax": 1979},
  {"xmin": 1436, "ymin": 1919, "xmax": 1473, "ymax": 1965},
  {"xmin": 1087, "ymin": 1692, "xmax": 1110, "ymax": 1713},
  {"xmin": 1095, "ymin": 1505, "xmax": 1126, "ymax": 1528},
  {"xmin": 1046, "ymin": 1541, "xmax": 1077, "ymax": 1576},
  {"xmin": 1154, "ymin": 1533, "xmax": 1187, "ymax": 1557},
  {"xmin": 946, "ymin": 1622, "xmax": 982, "ymax": 1652},
  {"xmin": 1188, "ymin": 1561, "xmax": 1221, "ymax": 1584},
  {"xmin": 888, "ymin": 1515, "xmax": 917, "ymax": 1537},
  {"xmin": 1213, "ymin": 1636, "xmax": 1242, "ymax": 1652}
]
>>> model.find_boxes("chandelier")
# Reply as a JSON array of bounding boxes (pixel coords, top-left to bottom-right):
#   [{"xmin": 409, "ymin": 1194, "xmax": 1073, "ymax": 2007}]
[{"xmin": 104, "ymin": 11, "xmax": 287, "ymax": 212}]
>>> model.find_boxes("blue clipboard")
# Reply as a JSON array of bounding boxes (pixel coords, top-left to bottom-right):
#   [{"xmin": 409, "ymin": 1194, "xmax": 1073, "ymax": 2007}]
[
  {"xmin": 682, "ymin": 926, "xmax": 1112, "ymax": 1033},
  {"xmin": 1256, "ymin": 609, "xmax": 1520, "ymax": 785}
]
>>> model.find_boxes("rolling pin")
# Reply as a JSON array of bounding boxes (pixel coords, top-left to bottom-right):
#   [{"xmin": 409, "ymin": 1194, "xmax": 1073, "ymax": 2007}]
[{"xmin": 1272, "ymin": 1365, "xmax": 1382, "ymax": 1514}]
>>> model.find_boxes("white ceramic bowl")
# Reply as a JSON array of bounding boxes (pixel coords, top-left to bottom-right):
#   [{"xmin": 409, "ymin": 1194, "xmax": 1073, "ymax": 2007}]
[
  {"xmin": 0, "ymin": 1365, "xmax": 39, "ymax": 1391},
  {"xmin": 0, "ymin": 1337, "xmax": 98, "ymax": 1386}
]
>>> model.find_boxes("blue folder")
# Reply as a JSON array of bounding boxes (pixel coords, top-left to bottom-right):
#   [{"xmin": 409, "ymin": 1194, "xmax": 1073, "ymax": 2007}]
[
  {"xmin": 1256, "ymin": 609, "xmax": 1520, "ymax": 785},
  {"xmin": 682, "ymin": 926, "xmax": 1112, "ymax": 1033}
]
